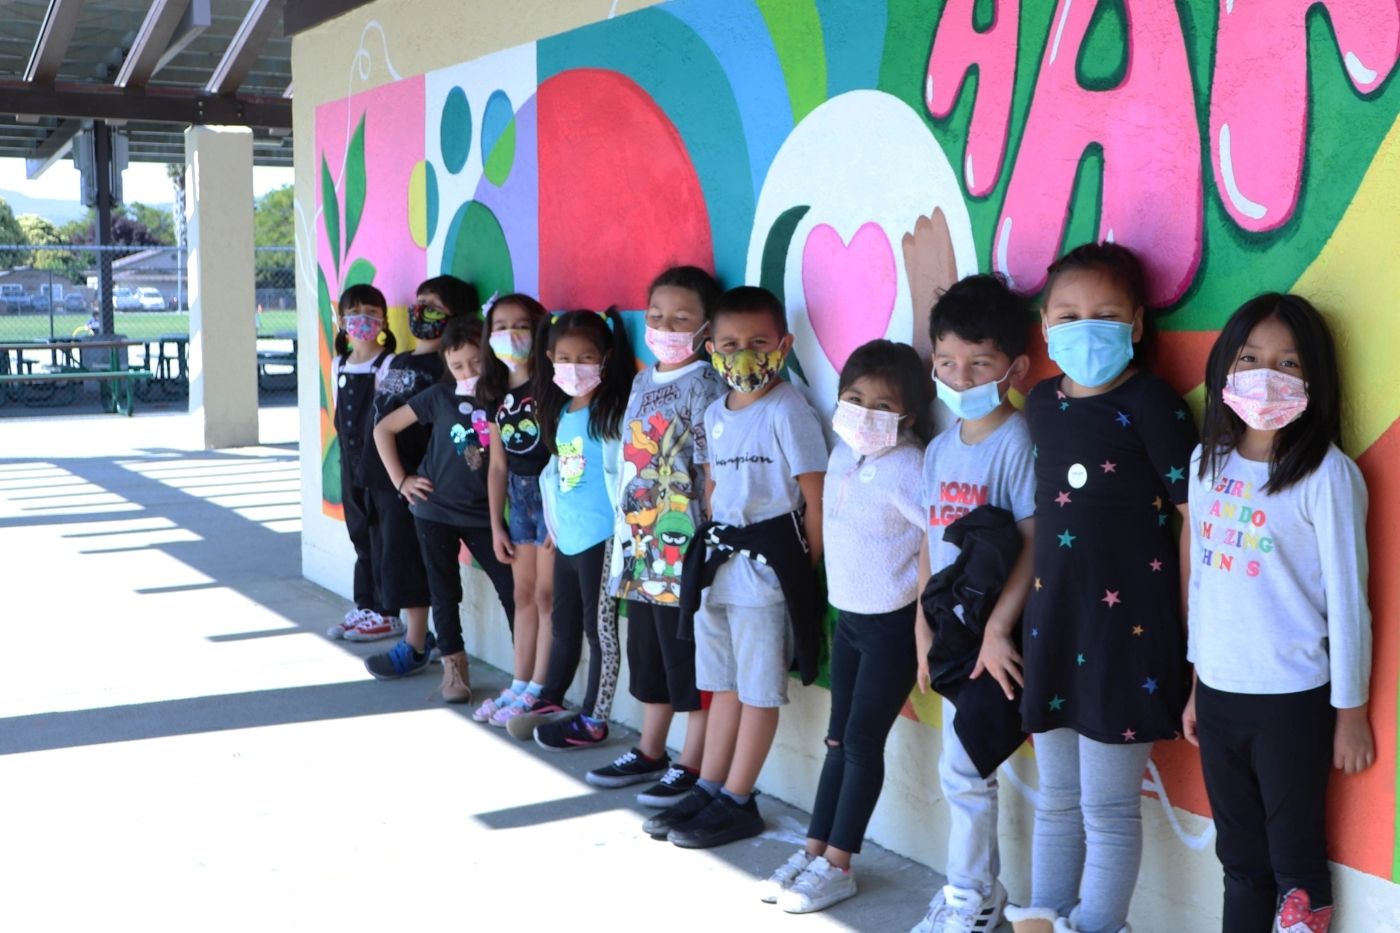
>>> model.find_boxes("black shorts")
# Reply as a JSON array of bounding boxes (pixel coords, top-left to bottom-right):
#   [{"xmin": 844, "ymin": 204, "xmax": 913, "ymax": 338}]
[
  {"xmin": 625, "ymin": 600, "xmax": 703, "ymax": 712},
  {"xmin": 366, "ymin": 484, "xmax": 431, "ymax": 612}
]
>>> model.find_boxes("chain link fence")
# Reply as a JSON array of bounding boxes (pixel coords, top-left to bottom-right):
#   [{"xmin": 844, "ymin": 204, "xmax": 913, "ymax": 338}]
[{"xmin": 0, "ymin": 244, "xmax": 296, "ymax": 413}]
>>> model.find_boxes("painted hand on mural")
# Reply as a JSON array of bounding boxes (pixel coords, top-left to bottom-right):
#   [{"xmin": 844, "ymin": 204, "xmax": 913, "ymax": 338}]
[{"xmin": 901, "ymin": 207, "xmax": 958, "ymax": 364}]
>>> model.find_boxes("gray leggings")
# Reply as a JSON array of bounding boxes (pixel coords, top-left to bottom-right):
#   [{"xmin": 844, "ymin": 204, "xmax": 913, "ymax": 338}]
[{"xmin": 1030, "ymin": 729, "xmax": 1153, "ymax": 933}]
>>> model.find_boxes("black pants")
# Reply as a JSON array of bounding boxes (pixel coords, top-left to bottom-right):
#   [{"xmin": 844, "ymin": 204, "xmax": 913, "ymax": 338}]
[
  {"xmin": 626, "ymin": 600, "xmax": 703, "ymax": 712},
  {"xmin": 413, "ymin": 516, "xmax": 515, "ymax": 657},
  {"xmin": 806, "ymin": 604, "xmax": 917, "ymax": 853},
  {"xmin": 365, "ymin": 485, "xmax": 432, "ymax": 614},
  {"xmin": 1196, "ymin": 681, "xmax": 1335, "ymax": 932},
  {"xmin": 341, "ymin": 471, "xmax": 378, "ymax": 613},
  {"xmin": 541, "ymin": 540, "xmax": 617, "ymax": 718}
]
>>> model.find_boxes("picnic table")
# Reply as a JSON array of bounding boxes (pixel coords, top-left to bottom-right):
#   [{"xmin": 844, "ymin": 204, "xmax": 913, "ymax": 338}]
[
  {"xmin": 0, "ymin": 339, "xmax": 153, "ymax": 415},
  {"xmin": 256, "ymin": 330, "xmax": 297, "ymax": 390}
]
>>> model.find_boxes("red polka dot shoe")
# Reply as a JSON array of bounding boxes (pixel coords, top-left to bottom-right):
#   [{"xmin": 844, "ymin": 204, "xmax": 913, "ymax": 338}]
[{"xmin": 1275, "ymin": 888, "xmax": 1333, "ymax": 933}]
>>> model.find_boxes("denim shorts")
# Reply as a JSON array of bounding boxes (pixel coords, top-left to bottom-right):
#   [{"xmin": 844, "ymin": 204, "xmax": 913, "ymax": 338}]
[{"xmin": 507, "ymin": 471, "xmax": 548, "ymax": 546}]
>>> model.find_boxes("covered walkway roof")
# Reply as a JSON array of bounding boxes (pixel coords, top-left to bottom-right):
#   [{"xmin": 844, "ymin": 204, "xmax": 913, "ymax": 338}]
[{"xmin": 0, "ymin": 0, "xmax": 303, "ymax": 172}]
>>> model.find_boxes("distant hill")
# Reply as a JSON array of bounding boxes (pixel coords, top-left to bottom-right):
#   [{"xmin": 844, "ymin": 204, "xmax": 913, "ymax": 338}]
[{"xmin": 0, "ymin": 190, "xmax": 175, "ymax": 225}]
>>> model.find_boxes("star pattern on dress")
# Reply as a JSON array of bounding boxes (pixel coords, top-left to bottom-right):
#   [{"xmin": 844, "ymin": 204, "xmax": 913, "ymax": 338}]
[
  {"xmin": 1055, "ymin": 490, "xmax": 1072, "ymax": 507},
  {"xmin": 1033, "ymin": 445, "xmax": 1039, "ymax": 459},
  {"xmin": 1115, "ymin": 410, "xmax": 1131, "ymax": 427},
  {"xmin": 1056, "ymin": 390, "xmax": 1067, "ymax": 400},
  {"xmin": 1149, "ymin": 558, "xmax": 1163, "ymax": 572},
  {"xmin": 1102, "ymin": 590, "xmax": 1121, "ymax": 608},
  {"xmin": 1034, "ymin": 577, "xmax": 1043, "ymax": 591},
  {"xmin": 1122, "ymin": 728, "xmax": 1137, "ymax": 741},
  {"xmin": 1076, "ymin": 653, "xmax": 1086, "ymax": 666},
  {"xmin": 1165, "ymin": 466, "xmax": 1185, "ymax": 483},
  {"xmin": 1175, "ymin": 408, "xmax": 1187, "ymax": 421},
  {"xmin": 1060, "ymin": 401, "xmax": 1070, "ymax": 412},
  {"xmin": 1157, "ymin": 514, "xmax": 1169, "ymax": 527},
  {"xmin": 1152, "ymin": 496, "xmax": 1163, "ymax": 510},
  {"xmin": 1031, "ymin": 627, "xmax": 1040, "ymax": 638},
  {"xmin": 1142, "ymin": 677, "xmax": 1158, "ymax": 694},
  {"xmin": 1048, "ymin": 695, "xmax": 1065, "ymax": 711},
  {"xmin": 1132, "ymin": 625, "xmax": 1145, "ymax": 636},
  {"xmin": 1100, "ymin": 460, "xmax": 1117, "ymax": 473},
  {"xmin": 1057, "ymin": 529, "xmax": 1076, "ymax": 548}
]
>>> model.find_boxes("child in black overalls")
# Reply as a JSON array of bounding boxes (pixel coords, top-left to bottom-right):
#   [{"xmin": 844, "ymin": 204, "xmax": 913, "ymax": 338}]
[{"xmin": 326, "ymin": 284, "xmax": 399, "ymax": 642}]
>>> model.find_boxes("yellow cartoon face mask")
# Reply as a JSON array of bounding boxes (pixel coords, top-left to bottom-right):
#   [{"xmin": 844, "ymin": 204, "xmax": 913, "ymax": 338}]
[{"xmin": 710, "ymin": 348, "xmax": 784, "ymax": 393}]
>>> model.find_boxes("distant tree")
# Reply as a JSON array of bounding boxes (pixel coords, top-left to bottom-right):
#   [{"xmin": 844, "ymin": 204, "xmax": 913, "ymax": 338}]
[
  {"xmin": 0, "ymin": 197, "xmax": 26, "ymax": 268},
  {"xmin": 17, "ymin": 214, "xmax": 85, "ymax": 283},
  {"xmin": 128, "ymin": 202, "xmax": 175, "ymax": 245},
  {"xmin": 254, "ymin": 185, "xmax": 294, "ymax": 289},
  {"xmin": 64, "ymin": 206, "xmax": 166, "ymax": 249}
]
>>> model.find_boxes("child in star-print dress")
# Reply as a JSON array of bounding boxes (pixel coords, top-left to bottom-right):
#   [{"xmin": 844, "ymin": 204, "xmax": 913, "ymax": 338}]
[
  {"xmin": 1182, "ymin": 295, "xmax": 1372, "ymax": 933},
  {"xmin": 1006, "ymin": 243, "xmax": 1198, "ymax": 933}
]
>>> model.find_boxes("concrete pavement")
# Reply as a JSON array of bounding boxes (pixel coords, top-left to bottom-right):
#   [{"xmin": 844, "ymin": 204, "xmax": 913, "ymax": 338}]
[{"xmin": 0, "ymin": 406, "xmax": 953, "ymax": 933}]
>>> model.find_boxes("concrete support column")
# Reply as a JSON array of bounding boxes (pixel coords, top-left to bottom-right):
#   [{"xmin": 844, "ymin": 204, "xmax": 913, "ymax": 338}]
[{"xmin": 184, "ymin": 125, "xmax": 258, "ymax": 448}]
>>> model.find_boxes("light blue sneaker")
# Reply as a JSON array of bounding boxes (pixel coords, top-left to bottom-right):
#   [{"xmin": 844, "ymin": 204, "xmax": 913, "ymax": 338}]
[{"xmin": 364, "ymin": 631, "xmax": 437, "ymax": 680}]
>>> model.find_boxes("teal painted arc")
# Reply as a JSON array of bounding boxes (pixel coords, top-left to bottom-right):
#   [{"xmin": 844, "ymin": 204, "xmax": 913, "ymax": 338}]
[
  {"xmin": 440, "ymin": 86, "xmax": 473, "ymax": 174},
  {"xmin": 758, "ymin": 204, "xmax": 811, "ymax": 386},
  {"xmin": 440, "ymin": 199, "xmax": 514, "ymax": 301},
  {"xmin": 662, "ymin": 0, "xmax": 793, "ymax": 204},
  {"xmin": 425, "ymin": 160, "xmax": 439, "ymax": 243},
  {"xmin": 814, "ymin": 0, "xmax": 887, "ymax": 96},
  {"xmin": 538, "ymin": 7, "xmax": 756, "ymax": 286}
]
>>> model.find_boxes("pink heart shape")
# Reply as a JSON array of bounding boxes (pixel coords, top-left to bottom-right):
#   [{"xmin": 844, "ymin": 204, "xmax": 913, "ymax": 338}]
[{"xmin": 801, "ymin": 222, "xmax": 897, "ymax": 371}]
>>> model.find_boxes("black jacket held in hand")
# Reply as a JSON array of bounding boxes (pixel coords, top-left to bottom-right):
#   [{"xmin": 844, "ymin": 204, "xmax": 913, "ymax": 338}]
[
  {"xmin": 920, "ymin": 504, "xmax": 1027, "ymax": 777},
  {"xmin": 678, "ymin": 510, "xmax": 823, "ymax": 687}
]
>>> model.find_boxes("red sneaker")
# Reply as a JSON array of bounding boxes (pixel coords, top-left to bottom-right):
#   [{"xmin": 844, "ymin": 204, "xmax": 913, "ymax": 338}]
[{"xmin": 1276, "ymin": 888, "xmax": 1332, "ymax": 933}]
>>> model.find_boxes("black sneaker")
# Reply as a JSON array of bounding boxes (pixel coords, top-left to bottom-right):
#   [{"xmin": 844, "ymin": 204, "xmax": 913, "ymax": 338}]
[
  {"xmin": 534, "ymin": 714, "xmax": 609, "ymax": 751},
  {"xmin": 642, "ymin": 785, "xmax": 714, "ymax": 839},
  {"xmin": 637, "ymin": 764, "xmax": 698, "ymax": 807},
  {"xmin": 585, "ymin": 747, "xmax": 670, "ymax": 789},
  {"xmin": 668, "ymin": 793, "xmax": 764, "ymax": 849}
]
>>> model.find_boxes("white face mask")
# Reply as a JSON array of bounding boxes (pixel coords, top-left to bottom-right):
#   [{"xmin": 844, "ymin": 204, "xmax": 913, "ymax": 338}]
[
  {"xmin": 831, "ymin": 400, "xmax": 901, "ymax": 458},
  {"xmin": 455, "ymin": 376, "xmax": 479, "ymax": 397},
  {"xmin": 933, "ymin": 367, "xmax": 1011, "ymax": 421},
  {"xmin": 489, "ymin": 330, "xmax": 532, "ymax": 372}
]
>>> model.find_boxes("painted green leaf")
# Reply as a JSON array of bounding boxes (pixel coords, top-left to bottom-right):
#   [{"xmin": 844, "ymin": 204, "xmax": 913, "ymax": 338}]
[
  {"xmin": 344, "ymin": 114, "xmax": 367, "ymax": 253},
  {"xmin": 343, "ymin": 257, "xmax": 376, "ymax": 290},
  {"xmin": 483, "ymin": 118, "xmax": 516, "ymax": 186},
  {"xmin": 322, "ymin": 435, "xmax": 343, "ymax": 507},
  {"xmin": 317, "ymin": 265, "xmax": 335, "ymax": 354},
  {"xmin": 321, "ymin": 155, "xmax": 340, "ymax": 277}
]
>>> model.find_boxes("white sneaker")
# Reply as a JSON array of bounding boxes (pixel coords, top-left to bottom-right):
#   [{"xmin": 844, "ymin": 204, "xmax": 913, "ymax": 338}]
[
  {"xmin": 757, "ymin": 849, "xmax": 814, "ymax": 904},
  {"xmin": 777, "ymin": 856, "xmax": 857, "ymax": 914},
  {"xmin": 910, "ymin": 887, "xmax": 948, "ymax": 933},
  {"xmin": 913, "ymin": 882, "xmax": 1007, "ymax": 932}
]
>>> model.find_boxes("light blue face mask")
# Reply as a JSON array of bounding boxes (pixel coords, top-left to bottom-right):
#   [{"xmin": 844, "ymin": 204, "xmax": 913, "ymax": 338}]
[
  {"xmin": 934, "ymin": 368, "xmax": 1011, "ymax": 421},
  {"xmin": 1046, "ymin": 319, "xmax": 1134, "ymax": 388}
]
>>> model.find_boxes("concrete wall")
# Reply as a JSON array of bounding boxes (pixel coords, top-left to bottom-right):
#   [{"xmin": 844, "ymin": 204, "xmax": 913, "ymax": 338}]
[{"xmin": 291, "ymin": 2, "xmax": 1400, "ymax": 927}]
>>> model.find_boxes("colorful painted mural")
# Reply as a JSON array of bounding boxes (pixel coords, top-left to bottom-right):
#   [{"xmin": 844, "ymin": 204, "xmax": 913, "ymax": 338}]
[{"xmin": 312, "ymin": 0, "xmax": 1400, "ymax": 882}]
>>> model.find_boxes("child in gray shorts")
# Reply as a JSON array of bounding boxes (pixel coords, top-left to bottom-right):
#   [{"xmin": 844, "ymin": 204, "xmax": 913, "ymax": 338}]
[{"xmin": 649, "ymin": 285, "xmax": 827, "ymax": 851}]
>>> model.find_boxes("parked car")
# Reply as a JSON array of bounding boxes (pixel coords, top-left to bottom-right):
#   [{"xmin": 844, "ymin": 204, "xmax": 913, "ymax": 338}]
[
  {"xmin": 136, "ymin": 287, "xmax": 167, "ymax": 311},
  {"xmin": 0, "ymin": 284, "xmax": 32, "ymax": 314},
  {"xmin": 63, "ymin": 293, "xmax": 89, "ymax": 312},
  {"xmin": 113, "ymin": 287, "xmax": 141, "ymax": 311}
]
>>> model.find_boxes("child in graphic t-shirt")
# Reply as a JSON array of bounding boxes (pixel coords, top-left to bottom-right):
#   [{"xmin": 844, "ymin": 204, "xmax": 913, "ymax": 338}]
[
  {"xmin": 584, "ymin": 267, "xmax": 727, "ymax": 805},
  {"xmin": 908, "ymin": 274, "xmax": 1037, "ymax": 933}
]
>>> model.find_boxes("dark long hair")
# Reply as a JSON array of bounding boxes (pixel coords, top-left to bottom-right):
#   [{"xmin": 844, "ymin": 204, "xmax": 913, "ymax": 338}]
[
  {"xmin": 1044, "ymin": 241, "xmax": 1153, "ymax": 364},
  {"xmin": 838, "ymin": 339, "xmax": 935, "ymax": 444},
  {"xmin": 1198, "ymin": 293, "xmax": 1341, "ymax": 493},
  {"xmin": 477, "ymin": 292, "xmax": 548, "ymax": 412},
  {"xmin": 533, "ymin": 307, "xmax": 636, "ymax": 452},
  {"xmin": 334, "ymin": 283, "xmax": 396, "ymax": 356},
  {"xmin": 649, "ymin": 265, "xmax": 721, "ymax": 315}
]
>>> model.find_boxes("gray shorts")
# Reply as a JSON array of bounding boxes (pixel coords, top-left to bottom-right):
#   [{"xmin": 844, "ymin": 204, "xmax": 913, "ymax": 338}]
[{"xmin": 693, "ymin": 598, "xmax": 794, "ymax": 708}]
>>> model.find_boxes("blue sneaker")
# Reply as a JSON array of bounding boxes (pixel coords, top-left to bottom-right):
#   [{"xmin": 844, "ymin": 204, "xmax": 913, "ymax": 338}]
[{"xmin": 364, "ymin": 631, "xmax": 436, "ymax": 680}]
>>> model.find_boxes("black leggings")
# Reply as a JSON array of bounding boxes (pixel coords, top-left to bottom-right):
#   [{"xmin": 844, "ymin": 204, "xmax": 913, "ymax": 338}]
[
  {"xmin": 413, "ymin": 516, "xmax": 515, "ymax": 657},
  {"xmin": 1196, "ymin": 681, "xmax": 1335, "ymax": 931},
  {"xmin": 541, "ymin": 539, "xmax": 618, "ymax": 719},
  {"xmin": 806, "ymin": 604, "xmax": 917, "ymax": 854}
]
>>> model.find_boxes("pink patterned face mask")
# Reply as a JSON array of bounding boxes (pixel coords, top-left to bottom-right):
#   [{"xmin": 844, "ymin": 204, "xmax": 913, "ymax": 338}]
[
  {"xmin": 831, "ymin": 400, "xmax": 900, "ymax": 457},
  {"xmin": 342, "ymin": 313, "xmax": 383, "ymax": 343},
  {"xmin": 552, "ymin": 363, "xmax": 603, "ymax": 397},
  {"xmin": 1222, "ymin": 368, "xmax": 1308, "ymax": 431}
]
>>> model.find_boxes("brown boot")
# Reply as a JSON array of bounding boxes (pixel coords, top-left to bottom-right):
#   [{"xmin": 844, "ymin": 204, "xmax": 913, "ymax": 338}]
[{"xmin": 438, "ymin": 651, "xmax": 472, "ymax": 704}]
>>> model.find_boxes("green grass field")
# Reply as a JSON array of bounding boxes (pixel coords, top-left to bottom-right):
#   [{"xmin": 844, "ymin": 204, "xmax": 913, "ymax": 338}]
[{"xmin": 0, "ymin": 310, "xmax": 300, "ymax": 342}]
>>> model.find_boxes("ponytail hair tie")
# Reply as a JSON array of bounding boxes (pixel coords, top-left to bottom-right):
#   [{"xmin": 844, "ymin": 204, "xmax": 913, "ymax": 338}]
[
  {"xmin": 481, "ymin": 290, "xmax": 500, "ymax": 317},
  {"xmin": 376, "ymin": 329, "xmax": 388, "ymax": 346}
]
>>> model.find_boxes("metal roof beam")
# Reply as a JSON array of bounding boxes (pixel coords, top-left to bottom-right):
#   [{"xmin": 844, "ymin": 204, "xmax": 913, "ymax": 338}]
[
  {"xmin": 115, "ymin": 0, "xmax": 212, "ymax": 90},
  {"xmin": 24, "ymin": 117, "xmax": 83, "ymax": 179},
  {"xmin": 204, "ymin": 0, "xmax": 282, "ymax": 96},
  {"xmin": 0, "ymin": 82, "xmax": 291, "ymax": 129},
  {"xmin": 24, "ymin": 0, "xmax": 86, "ymax": 84}
]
